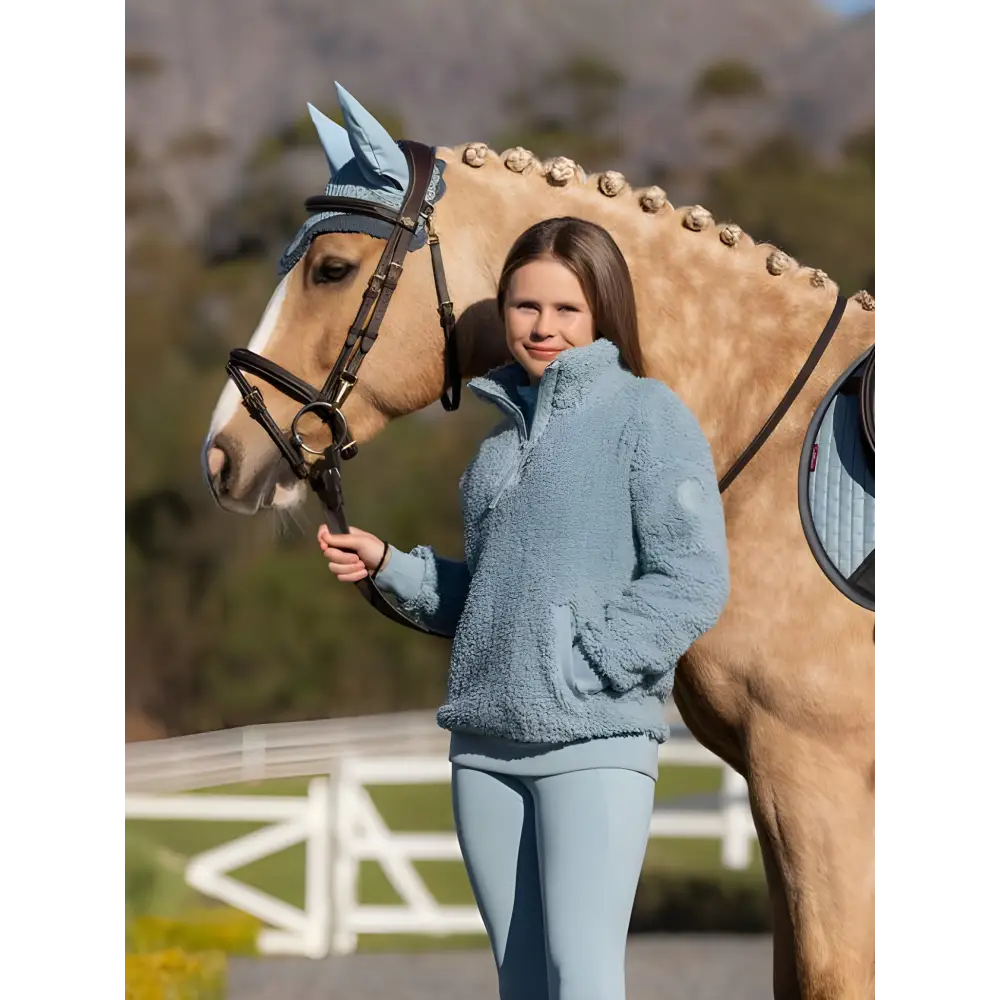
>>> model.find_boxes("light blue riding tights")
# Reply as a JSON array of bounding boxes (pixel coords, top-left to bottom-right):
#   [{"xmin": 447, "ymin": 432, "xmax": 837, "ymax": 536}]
[{"xmin": 452, "ymin": 764, "xmax": 655, "ymax": 1000}]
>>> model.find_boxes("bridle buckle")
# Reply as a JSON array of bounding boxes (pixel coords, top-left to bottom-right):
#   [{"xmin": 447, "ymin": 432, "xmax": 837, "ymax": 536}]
[
  {"xmin": 332, "ymin": 372, "xmax": 357, "ymax": 408},
  {"xmin": 238, "ymin": 384, "xmax": 264, "ymax": 418}
]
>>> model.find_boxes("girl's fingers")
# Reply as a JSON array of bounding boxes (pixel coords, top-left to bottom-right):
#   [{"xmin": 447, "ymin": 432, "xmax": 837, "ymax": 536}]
[
  {"xmin": 324, "ymin": 548, "xmax": 362, "ymax": 567},
  {"xmin": 318, "ymin": 527, "xmax": 373, "ymax": 582},
  {"xmin": 322, "ymin": 533, "xmax": 362, "ymax": 550},
  {"xmin": 324, "ymin": 549, "xmax": 365, "ymax": 568},
  {"xmin": 329, "ymin": 563, "xmax": 369, "ymax": 582}
]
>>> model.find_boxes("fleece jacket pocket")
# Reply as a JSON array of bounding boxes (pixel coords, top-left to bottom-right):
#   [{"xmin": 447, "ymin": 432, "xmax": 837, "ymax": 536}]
[{"xmin": 552, "ymin": 603, "xmax": 607, "ymax": 696}]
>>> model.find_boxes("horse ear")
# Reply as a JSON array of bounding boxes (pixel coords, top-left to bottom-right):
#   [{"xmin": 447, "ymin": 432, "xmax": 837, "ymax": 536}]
[
  {"xmin": 307, "ymin": 103, "xmax": 354, "ymax": 178},
  {"xmin": 334, "ymin": 81, "xmax": 409, "ymax": 192}
]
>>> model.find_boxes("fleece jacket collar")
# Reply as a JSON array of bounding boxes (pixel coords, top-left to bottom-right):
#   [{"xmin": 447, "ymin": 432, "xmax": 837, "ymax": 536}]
[{"xmin": 466, "ymin": 337, "xmax": 627, "ymax": 415}]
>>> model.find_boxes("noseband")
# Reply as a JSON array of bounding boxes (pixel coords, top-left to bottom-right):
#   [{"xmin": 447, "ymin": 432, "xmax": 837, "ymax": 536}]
[{"xmin": 224, "ymin": 140, "xmax": 461, "ymax": 638}]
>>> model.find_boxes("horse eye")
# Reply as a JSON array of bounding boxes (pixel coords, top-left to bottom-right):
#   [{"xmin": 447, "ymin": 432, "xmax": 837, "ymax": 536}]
[{"xmin": 312, "ymin": 259, "xmax": 354, "ymax": 285}]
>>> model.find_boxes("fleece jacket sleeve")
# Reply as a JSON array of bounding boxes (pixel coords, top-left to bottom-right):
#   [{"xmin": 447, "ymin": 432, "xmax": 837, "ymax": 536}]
[
  {"xmin": 574, "ymin": 382, "xmax": 730, "ymax": 694},
  {"xmin": 375, "ymin": 543, "xmax": 471, "ymax": 638}
]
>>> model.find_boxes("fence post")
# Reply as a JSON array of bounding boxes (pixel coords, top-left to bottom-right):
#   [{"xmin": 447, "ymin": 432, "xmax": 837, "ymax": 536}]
[
  {"xmin": 303, "ymin": 777, "xmax": 332, "ymax": 958},
  {"xmin": 720, "ymin": 767, "xmax": 752, "ymax": 869},
  {"xmin": 329, "ymin": 757, "xmax": 359, "ymax": 955}
]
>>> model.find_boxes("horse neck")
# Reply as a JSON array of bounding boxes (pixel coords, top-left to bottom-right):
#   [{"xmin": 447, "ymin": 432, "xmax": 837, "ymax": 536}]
[
  {"xmin": 435, "ymin": 146, "xmax": 875, "ymax": 475},
  {"xmin": 636, "ymin": 252, "xmax": 875, "ymax": 479}
]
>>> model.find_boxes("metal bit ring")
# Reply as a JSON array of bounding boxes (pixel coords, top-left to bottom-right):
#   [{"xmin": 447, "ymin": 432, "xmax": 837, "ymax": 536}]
[{"xmin": 290, "ymin": 400, "xmax": 349, "ymax": 456}]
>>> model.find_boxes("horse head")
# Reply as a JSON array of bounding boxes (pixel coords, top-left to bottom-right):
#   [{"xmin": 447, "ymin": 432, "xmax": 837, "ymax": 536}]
[{"xmin": 202, "ymin": 83, "xmax": 504, "ymax": 514}]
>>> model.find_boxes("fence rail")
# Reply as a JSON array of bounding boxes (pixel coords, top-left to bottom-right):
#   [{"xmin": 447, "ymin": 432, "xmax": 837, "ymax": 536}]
[{"xmin": 125, "ymin": 707, "xmax": 688, "ymax": 793}]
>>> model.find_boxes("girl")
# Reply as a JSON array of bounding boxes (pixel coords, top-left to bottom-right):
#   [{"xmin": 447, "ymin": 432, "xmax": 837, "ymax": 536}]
[{"xmin": 318, "ymin": 217, "xmax": 729, "ymax": 1000}]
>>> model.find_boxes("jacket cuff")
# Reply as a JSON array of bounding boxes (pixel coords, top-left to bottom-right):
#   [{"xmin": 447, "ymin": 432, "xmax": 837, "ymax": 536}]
[{"xmin": 374, "ymin": 545, "xmax": 427, "ymax": 603}]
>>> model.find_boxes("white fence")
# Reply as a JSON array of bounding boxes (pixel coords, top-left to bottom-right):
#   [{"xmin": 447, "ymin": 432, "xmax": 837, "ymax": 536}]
[
  {"xmin": 125, "ymin": 713, "xmax": 756, "ymax": 959},
  {"xmin": 126, "ymin": 709, "xmax": 696, "ymax": 793}
]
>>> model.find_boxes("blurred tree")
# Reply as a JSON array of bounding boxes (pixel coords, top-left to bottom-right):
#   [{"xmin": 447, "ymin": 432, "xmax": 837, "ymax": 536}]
[
  {"xmin": 125, "ymin": 51, "xmax": 163, "ymax": 79},
  {"xmin": 842, "ymin": 124, "xmax": 875, "ymax": 173},
  {"xmin": 691, "ymin": 58, "xmax": 767, "ymax": 105},
  {"xmin": 688, "ymin": 58, "xmax": 770, "ymax": 170},
  {"xmin": 167, "ymin": 128, "xmax": 230, "ymax": 161},
  {"xmin": 701, "ymin": 125, "xmax": 875, "ymax": 292},
  {"xmin": 203, "ymin": 177, "xmax": 304, "ymax": 264},
  {"xmin": 125, "ymin": 136, "xmax": 142, "ymax": 171},
  {"xmin": 125, "ymin": 135, "xmax": 175, "ymax": 224},
  {"xmin": 700, "ymin": 127, "xmax": 732, "ymax": 151},
  {"xmin": 493, "ymin": 51, "xmax": 626, "ymax": 169}
]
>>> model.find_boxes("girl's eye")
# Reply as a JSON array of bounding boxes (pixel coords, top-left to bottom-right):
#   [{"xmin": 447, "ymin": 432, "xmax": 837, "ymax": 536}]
[{"xmin": 558, "ymin": 306, "xmax": 579, "ymax": 313}]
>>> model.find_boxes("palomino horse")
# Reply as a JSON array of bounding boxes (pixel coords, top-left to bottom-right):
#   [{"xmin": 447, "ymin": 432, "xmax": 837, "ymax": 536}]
[{"xmin": 204, "ymin": 88, "xmax": 874, "ymax": 1000}]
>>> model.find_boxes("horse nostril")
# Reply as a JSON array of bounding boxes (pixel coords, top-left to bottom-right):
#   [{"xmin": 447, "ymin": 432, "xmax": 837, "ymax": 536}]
[
  {"xmin": 207, "ymin": 447, "xmax": 226, "ymax": 479},
  {"xmin": 205, "ymin": 443, "xmax": 232, "ymax": 494}
]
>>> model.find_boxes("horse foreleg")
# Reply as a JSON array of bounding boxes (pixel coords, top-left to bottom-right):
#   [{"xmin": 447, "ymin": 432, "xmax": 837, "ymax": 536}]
[{"xmin": 746, "ymin": 723, "xmax": 875, "ymax": 1000}]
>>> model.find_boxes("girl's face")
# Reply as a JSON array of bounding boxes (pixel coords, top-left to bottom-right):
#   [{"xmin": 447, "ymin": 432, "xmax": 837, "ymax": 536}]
[{"xmin": 503, "ymin": 257, "xmax": 596, "ymax": 384}]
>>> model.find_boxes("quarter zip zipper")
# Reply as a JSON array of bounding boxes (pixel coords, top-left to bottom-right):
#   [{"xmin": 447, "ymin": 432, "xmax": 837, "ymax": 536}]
[
  {"xmin": 488, "ymin": 440, "xmax": 527, "ymax": 510},
  {"xmin": 471, "ymin": 363, "xmax": 559, "ymax": 511},
  {"xmin": 475, "ymin": 392, "xmax": 528, "ymax": 511}
]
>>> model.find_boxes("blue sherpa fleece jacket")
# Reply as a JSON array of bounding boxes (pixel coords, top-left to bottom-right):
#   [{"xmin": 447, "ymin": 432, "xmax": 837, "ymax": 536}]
[{"xmin": 379, "ymin": 336, "xmax": 730, "ymax": 744}]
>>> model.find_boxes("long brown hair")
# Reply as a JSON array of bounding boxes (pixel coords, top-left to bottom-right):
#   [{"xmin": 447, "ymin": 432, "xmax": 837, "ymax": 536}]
[{"xmin": 496, "ymin": 217, "xmax": 645, "ymax": 377}]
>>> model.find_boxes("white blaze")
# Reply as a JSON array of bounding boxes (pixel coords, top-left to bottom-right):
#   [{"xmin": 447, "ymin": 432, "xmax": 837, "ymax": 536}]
[{"xmin": 207, "ymin": 274, "xmax": 290, "ymax": 440}]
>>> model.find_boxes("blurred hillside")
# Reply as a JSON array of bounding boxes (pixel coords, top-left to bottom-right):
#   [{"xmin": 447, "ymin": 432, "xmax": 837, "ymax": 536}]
[
  {"xmin": 125, "ymin": 0, "xmax": 872, "ymax": 234},
  {"xmin": 125, "ymin": 2, "xmax": 874, "ymax": 739}
]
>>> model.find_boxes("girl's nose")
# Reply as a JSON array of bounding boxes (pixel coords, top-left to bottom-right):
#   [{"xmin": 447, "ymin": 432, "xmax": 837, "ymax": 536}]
[{"xmin": 533, "ymin": 308, "xmax": 556, "ymax": 338}]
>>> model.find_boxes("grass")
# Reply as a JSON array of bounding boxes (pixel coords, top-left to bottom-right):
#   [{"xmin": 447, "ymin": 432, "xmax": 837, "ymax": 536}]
[{"xmin": 126, "ymin": 765, "xmax": 764, "ymax": 952}]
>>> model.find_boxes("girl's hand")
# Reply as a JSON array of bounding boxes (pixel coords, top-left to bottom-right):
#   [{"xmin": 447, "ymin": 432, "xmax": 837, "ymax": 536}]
[{"xmin": 317, "ymin": 524, "xmax": 389, "ymax": 583}]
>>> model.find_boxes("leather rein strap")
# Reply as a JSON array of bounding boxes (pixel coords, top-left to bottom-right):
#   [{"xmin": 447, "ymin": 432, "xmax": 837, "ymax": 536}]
[{"xmin": 717, "ymin": 294, "xmax": 848, "ymax": 494}]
